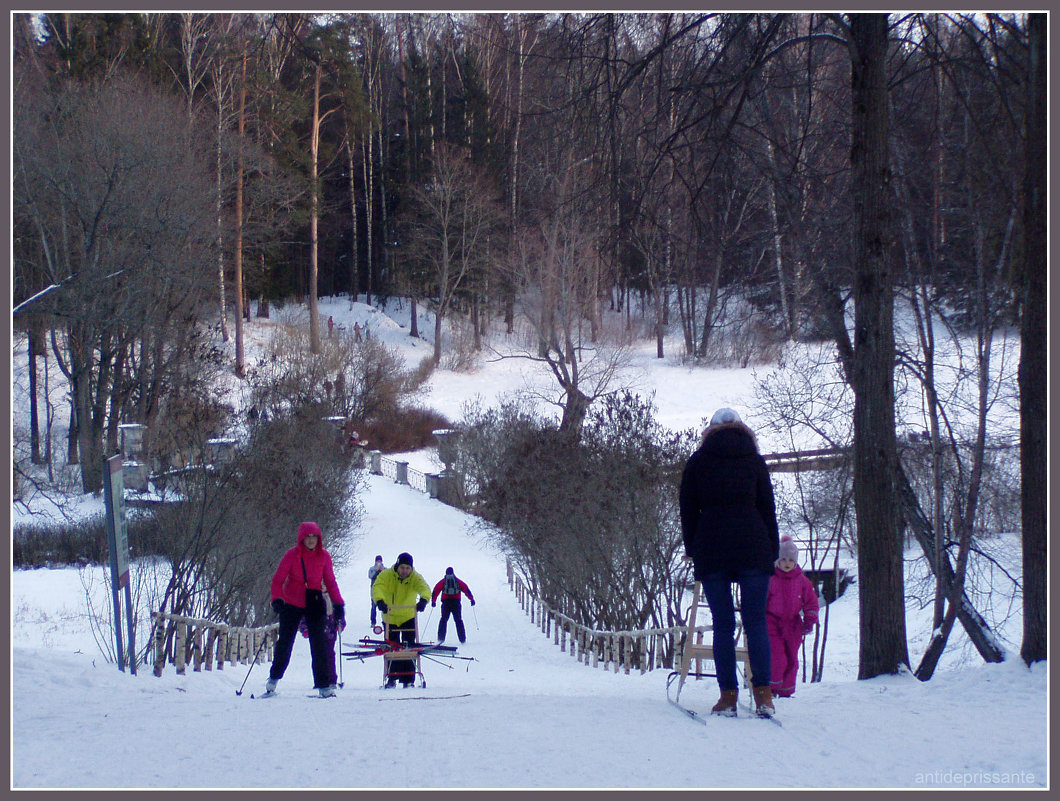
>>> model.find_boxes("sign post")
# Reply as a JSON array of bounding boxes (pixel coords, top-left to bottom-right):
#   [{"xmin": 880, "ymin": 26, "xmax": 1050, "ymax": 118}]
[{"xmin": 103, "ymin": 455, "xmax": 136, "ymax": 673}]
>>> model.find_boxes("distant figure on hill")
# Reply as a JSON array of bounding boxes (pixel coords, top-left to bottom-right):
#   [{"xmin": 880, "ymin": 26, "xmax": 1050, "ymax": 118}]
[{"xmin": 431, "ymin": 567, "xmax": 475, "ymax": 644}]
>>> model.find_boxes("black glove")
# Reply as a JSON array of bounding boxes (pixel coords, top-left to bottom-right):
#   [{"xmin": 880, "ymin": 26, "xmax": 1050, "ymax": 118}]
[
  {"xmin": 470, "ymin": 600, "xmax": 476, "ymax": 606},
  {"xmin": 271, "ymin": 598, "xmax": 285, "ymax": 615},
  {"xmin": 333, "ymin": 604, "xmax": 345, "ymax": 624},
  {"xmin": 376, "ymin": 600, "xmax": 388, "ymax": 613},
  {"xmin": 416, "ymin": 597, "xmax": 428, "ymax": 612},
  {"xmin": 431, "ymin": 601, "xmax": 436, "ymax": 607}
]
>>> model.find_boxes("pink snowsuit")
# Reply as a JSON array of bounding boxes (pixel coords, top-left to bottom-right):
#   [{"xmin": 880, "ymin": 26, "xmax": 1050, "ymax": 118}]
[{"xmin": 766, "ymin": 564, "xmax": 819, "ymax": 697}]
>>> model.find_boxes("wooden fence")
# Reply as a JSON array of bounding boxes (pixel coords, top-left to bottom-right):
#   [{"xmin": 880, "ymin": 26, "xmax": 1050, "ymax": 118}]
[
  {"xmin": 150, "ymin": 611, "xmax": 278, "ymax": 676},
  {"xmin": 505, "ymin": 560, "xmax": 698, "ymax": 676}
]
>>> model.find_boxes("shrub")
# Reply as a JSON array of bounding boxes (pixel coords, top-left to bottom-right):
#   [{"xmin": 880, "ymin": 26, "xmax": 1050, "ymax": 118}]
[
  {"xmin": 13, "ymin": 514, "xmax": 161, "ymax": 569},
  {"xmin": 246, "ymin": 324, "xmax": 432, "ymax": 427},
  {"xmin": 459, "ymin": 392, "xmax": 696, "ymax": 648},
  {"xmin": 359, "ymin": 406, "xmax": 452, "ymax": 453},
  {"xmin": 149, "ymin": 406, "xmax": 362, "ymax": 627}
]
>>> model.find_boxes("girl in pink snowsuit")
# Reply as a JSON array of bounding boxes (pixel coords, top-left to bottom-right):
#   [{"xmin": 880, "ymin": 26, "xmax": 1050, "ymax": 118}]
[{"xmin": 766, "ymin": 536, "xmax": 819, "ymax": 698}]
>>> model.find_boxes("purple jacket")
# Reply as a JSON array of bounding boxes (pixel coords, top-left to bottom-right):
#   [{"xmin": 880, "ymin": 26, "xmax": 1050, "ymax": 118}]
[{"xmin": 766, "ymin": 564, "xmax": 819, "ymax": 639}]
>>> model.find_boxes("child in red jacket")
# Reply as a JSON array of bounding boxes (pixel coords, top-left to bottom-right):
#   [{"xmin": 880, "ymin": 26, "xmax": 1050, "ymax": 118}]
[{"xmin": 766, "ymin": 536, "xmax": 819, "ymax": 698}]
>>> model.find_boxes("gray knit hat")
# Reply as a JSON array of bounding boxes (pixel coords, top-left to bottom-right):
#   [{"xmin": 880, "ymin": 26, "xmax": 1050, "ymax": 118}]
[
  {"xmin": 779, "ymin": 536, "xmax": 799, "ymax": 562},
  {"xmin": 710, "ymin": 407, "xmax": 742, "ymax": 426}
]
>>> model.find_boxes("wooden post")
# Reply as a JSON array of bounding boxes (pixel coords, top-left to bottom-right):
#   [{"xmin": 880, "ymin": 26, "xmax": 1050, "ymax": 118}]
[
  {"xmin": 174, "ymin": 621, "xmax": 188, "ymax": 675},
  {"xmin": 191, "ymin": 625, "xmax": 203, "ymax": 671},
  {"xmin": 151, "ymin": 612, "xmax": 166, "ymax": 677},
  {"xmin": 204, "ymin": 627, "xmax": 217, "ymax": 671},
  {"xmin": 216, "ymin": 627, "xmax": 227, "ymax": 670}
]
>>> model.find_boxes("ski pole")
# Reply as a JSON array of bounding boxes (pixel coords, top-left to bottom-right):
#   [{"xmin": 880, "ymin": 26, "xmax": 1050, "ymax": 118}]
[
  {"xmin": 236, "ymin": 632, "xmax": 270, "ymax": 696},
  {"xmin": 337, "ymin": 624, "xmax": 344, "ymax": 688},
  {"xmin": 472, "ymin": 603, "xmax": 479, "ymax": 631},
  {"xmin": 423, "ymin": 605, "xmax": 435, "ymax": 631}
]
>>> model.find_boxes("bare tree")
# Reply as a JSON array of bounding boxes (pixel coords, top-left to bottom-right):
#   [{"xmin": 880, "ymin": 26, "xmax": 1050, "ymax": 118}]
[
  {"xmin": 13, "ymin": 76, "xmax": 217, "ymax": 493},
  {"xmin": 501, "ymin": 157, "xmax": 635, "ymax": 438},
  {"xmin": 399, "ymin": 143, "xmax": 503, "ymax": 365}
]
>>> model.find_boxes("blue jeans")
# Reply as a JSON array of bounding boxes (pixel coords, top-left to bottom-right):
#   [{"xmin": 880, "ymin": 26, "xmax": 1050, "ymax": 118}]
[{"xmin": 700, "ymin": 570, "xmax": 772, "ymax": 691}]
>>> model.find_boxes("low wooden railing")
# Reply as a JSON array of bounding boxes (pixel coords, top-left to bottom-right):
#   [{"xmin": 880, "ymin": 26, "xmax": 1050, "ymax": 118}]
[
  {"xmin": 150, "ymin": 611, "xmax": 279, "ymax": 676},
  {"xmin": 505, "ymin": 560, "xmax": 698, "ymax": 676}
]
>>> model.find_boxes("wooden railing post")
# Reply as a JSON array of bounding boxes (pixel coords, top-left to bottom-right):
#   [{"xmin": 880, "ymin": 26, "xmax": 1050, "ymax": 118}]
[
  {"xmin": 174, "ymin": 621, "xmax": 188, "ymax": 675},
  {"xmin": 191, "ymin": 625, "xmax": 203, "ymax": 671},
  {"xmin": 151, "ymin": 612, "xmax": 166, "ymax": 677}
]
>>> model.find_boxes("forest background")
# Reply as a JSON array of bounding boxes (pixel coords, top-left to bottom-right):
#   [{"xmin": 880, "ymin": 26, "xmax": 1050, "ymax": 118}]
[{"xmin": 11, "ymin": 12, "xmax": 1047, "ymax": 681}]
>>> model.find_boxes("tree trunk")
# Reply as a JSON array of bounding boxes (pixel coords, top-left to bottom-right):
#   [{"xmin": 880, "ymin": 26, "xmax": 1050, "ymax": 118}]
[
  {"xmin": 346, "ymin": 133, "xmax": 359, "ymax": 299},
  {"xmin": 766, "ymin": 147, "xmax": 792, "ymax": 340},
  {"xmin": 897, "ymin": 466, "xmax": 1004, "ymax": 664},
  {"xmin": 308, "ymin": 61, "xmax": 322, "ymax": 354},
  {"xmin": 362, "ymin": 137, "xmax": 373, "ymax": 306},
  {"xmin": 215, "ymin": 91, "xmax": 228, "ymax": 343},
  {"xmin": 233, "ymin": 42, "xmax": 247, "ymax": 377},
  {"xmin": 559, "ymin": 386, "xmax": 590, "ymax": 440},
  {"xmin": 848, "ymin": 14, "xmax": 909, "ymax": 679},
  {"xmin": 28, "ymin": 317, "xmax": 44, "ymax": 464},
  {"xmin": 697, "ymin": 252, "xmax": 724, "ymax": 358},
  {"xmin": 1019, "ymin": 12, "xmax": 1047, "ymax": 666},
  {"xmin": 105, "ymin": 340, "xmax": 126, "ymax": 455}
]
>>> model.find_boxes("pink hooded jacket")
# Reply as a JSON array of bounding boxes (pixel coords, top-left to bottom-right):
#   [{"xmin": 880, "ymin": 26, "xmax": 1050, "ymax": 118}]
[
  {"xmin": 270, "ymin": 522, "xmax": 345, "ymax": 608},
  {"xmin": 766, "ymin": 563, "xmax": 819, "ymax": 639}
]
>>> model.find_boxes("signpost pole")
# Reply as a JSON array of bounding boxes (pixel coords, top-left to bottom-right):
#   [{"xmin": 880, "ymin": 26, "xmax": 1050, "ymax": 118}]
[{"xmin": 103, "ymin": 455, "xmax": 132, "ymax": 672}]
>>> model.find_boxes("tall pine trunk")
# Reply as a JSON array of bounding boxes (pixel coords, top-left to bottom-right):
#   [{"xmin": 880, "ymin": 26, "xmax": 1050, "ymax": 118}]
[
  {"xmin": 848, "ymin": 13, "xmax": 909, "ymax": 679},
  {"xmin": 233, "ymin": 42, "xmax": 247, "ymax": 376},
  {"xmin": 1019, "ymin": 12, "xmax": 1047, "ymax": 666},
  {"xmin": 308, "ymin": 60, "xmax": 322, "ymax": 354}
]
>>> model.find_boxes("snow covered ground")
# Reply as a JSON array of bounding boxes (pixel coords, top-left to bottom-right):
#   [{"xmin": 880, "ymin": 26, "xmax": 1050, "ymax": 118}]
[{"xmin": 11, "ymin": 295, "xmax": 1046, "ymax": 789}]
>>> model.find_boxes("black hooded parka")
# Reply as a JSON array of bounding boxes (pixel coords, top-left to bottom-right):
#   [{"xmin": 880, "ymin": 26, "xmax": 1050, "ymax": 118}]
[{"xmin": 679, "ymin": 421, "xmax": 780, "ymax": 580}]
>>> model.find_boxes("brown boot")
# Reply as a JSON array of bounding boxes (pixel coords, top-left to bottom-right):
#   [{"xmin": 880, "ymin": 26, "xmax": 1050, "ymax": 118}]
[
  {"xmin": 752, "ymin": 685, "xmax": 775, "ymax": 718},
  {"xmin": 710, "ymin": 689, "xmax": 738, "ymax": 717}
]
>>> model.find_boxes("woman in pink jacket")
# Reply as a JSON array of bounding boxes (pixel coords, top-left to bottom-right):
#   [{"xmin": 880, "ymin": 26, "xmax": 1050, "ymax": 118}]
[
  {"xmin": 264, "ymin": 522, "xmax": 345, "ymax": 698},
  {"xmin": 766, "ymin": 536, "xmax": 819, "ymax": 698}
]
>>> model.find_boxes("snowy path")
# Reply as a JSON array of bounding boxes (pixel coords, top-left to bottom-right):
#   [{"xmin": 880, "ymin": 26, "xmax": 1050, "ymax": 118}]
[{"xmin": 12, "ymin": 474, "xmax": 1047, "ymax": 789}]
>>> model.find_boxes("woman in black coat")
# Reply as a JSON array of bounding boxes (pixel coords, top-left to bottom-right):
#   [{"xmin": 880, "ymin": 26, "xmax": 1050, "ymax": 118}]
[{"xmin": 679, "ymin": 407, "xmax": 779, "ymax": 718}]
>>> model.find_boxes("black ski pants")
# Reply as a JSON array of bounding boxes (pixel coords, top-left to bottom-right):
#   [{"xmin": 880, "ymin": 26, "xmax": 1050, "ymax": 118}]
[
  {"xmin": 384, "ymin": 617, "xmax": 417, "ymax": 685},
  {"xmin": 437, "ymin": 598, "xmax": 466, "ymax": 643},
  {"xmin": 269, "ymin": 603, "xmax": 333, "ymax": 689}
]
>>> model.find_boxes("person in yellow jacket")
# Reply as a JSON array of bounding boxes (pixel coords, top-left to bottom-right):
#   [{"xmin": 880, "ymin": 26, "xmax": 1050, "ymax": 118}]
[{"xmin": 372, "ymin": 551, "xmax": 431, "ymax": 687}]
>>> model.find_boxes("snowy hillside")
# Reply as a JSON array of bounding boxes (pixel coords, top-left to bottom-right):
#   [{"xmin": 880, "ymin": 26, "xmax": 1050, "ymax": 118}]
[{"xmin": 11, "ymin": 295, "xmax": 1045, "ymax": 789}]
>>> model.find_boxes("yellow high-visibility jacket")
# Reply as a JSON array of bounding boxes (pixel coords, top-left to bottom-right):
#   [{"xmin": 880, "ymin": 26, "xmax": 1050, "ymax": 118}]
[{"xmin": 372, "ymin": 567, "xmax": 431, "ymax": 627}]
